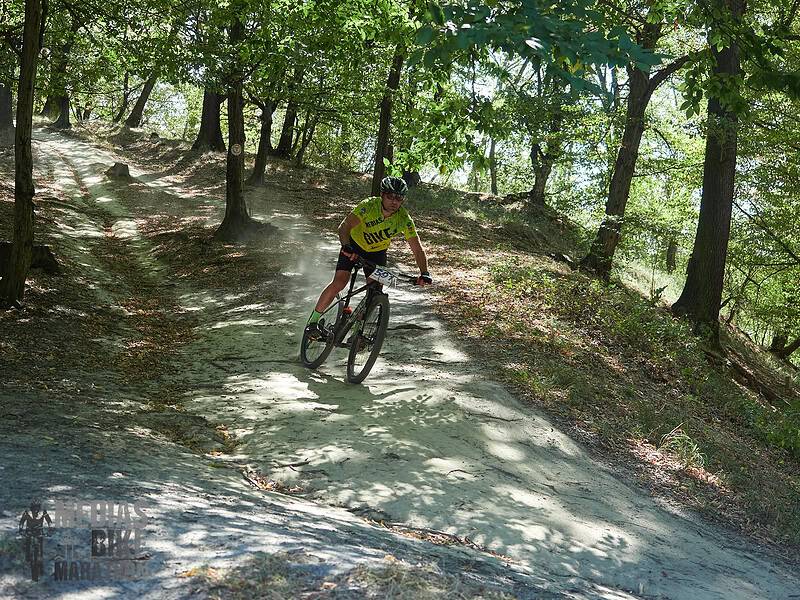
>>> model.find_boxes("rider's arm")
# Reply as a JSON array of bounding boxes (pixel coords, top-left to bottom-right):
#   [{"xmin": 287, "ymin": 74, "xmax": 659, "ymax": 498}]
[
  {"xmin": 407, "ymin": 236, "xmax": 429, "ymax": 274},
  {"xmin": 338, "ymin": 213, "xmax": 361, "ymax": 247}
]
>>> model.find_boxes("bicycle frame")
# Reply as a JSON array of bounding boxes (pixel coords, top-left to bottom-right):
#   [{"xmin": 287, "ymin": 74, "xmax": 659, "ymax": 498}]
[{"xmin": 321, "ymin": 263, "xmax": 382, "ymax": 347}]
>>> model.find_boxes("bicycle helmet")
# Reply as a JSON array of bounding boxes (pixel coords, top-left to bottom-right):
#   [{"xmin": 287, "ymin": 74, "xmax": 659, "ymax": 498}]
[{"xmin": 379, "ymin": 176, "xmax": 408, "ymax": 196}]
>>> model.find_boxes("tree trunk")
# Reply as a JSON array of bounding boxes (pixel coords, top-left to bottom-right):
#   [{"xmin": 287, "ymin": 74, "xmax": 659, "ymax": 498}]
[
  {"xmin": 192, "ymin": 89, "xmax": 225, "ymax": 152},
  {"xmin": 276, "ymin": 101, "xmax": 298, "ymax": 158},
  {"xmin": 0, "ymin": 83, "xmax": 13, "ymax": 147},
  {"xmin": 581, "ymin": 64, "xmax": 654, "ymax": 278},
  {"xmin": 275, "ymin": 69, "xmax": 303, "ymax": 159},
  {"xmin": 39, "ymin": 19, "xmax": 80, "ymax": 122},
  {"xmin": 82, "ymin": 106, "xmax": 91, "ymax": 120},
  {"xmin": 526, "ymin": 75, "xmax": 566, "ymax": 210},
  {"xmin": 245, "ymin": 99, "xmax": 276, "ymax": 186},
  {"xmin": 402, "ymin": 170, "xmax": 421, "ymax": 188},
  {"xmin": 40, "ymin": 95, "xmax": 58, "ymax": 119},
  {"xmin": 672, "ymin": 0, "xmax": 744, "ymax": 342},
  {"xmin": 1, "ymin": 0, "xmax": 43, "ymax": 306},
  {"xmin": 113, "ymin": 72, "xmax": 131, "ymax": 123},
  {"xmin": 489, "ymin": 137, "xmax": 498, "ymax": 195},
  {"xmin": 214, "ymin": 18, "xmax": 254, "ymax": 241},
  {"xmin": 294, "ymin": 114, "xmax": 318, "ymax": 166},
  {"xmin": 124, "ymin": 73, "xmax": 158, "ymax": 128},
  {"xmin": 274, "ymin": 103, "xmax": 296, "ymax": 158},
  {"xmin": 528, "ymin": 142, "xmax": 557, "ymax": 207},
  {"xmin": 770, "ymin": 332, "xmax": 788, "ymax": 353},
  {"xmin": 51, "ymin": 94, "xmax": 71, "ymax": 129},
  {"xmin": 776, "ymin": 337, "xmax": 800, "ymax": 359},
  {"xmin": 0, "ymin": 83, "xmax": 13, "ymax": 128},
  {"xmin": 371, "ymin": 48, "xmax": 404, "ymax": 196},
  {"xmin": 666, "ymin": 239, "xmax": 678, "ymax": 273}
]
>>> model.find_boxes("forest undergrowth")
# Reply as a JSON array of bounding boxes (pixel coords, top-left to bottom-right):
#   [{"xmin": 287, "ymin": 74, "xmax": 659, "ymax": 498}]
[{"xmin": 25, "ymin": 122, "xmax": 800, "ymax": 554}]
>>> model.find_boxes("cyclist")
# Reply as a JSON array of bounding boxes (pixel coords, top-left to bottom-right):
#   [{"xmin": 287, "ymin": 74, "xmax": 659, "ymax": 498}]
[
  {"xmin": 19, "ymin": 499, "xmax": 52, "ymax": 581},
  {"xmin": 305, "ymin": 176, "xmax": 432, "ymax": 339}
]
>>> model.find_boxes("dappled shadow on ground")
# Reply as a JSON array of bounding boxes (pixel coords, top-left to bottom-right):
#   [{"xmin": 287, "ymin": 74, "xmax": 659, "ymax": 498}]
[
  {"xmin": 0, "ymin": 399, "xmax": 556, "ymax": 599},
  {"xmin": 148, "ymin": 199, "xmax": 794, "ymax": 600},
  {"xmin": 3, "ymin": 127, "xmax": 798, "ymax": 599}
]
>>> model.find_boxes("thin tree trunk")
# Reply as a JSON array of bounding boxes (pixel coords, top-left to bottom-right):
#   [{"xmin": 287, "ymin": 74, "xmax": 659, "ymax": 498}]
[
  {"xmin": 214, "ymin": 17, "xmax": 254, "ymax": 241},
  {"xmin": 0, "ymin": 83, "xmax": 13, "ymax": 147},
  {"xmin": 275, "ymin": 69, "xmax": 303, "ymax": 159},
  {"xmin": 402, "ymin": 170, "xmax": 421, "ymax": 188},
  {"xmin": 672, "ymin": 0, "xmax": 745, "ymax": 342},
  {"xmin": 489, "ymin": 137, "xmax": 498, "ymax": 195},
  {"xmin": 294, "ymin": 114, "xmax": 318, "ymax": 166},
  {"xmin": 40, "ymin": 94, "xmax": 58, "ymax": 119},
  {"xmin": 192, "ymin": 89, "xmax": 225, "ymax": 152},
  {"xmin": 82, "ymin": 106, "xmax": 91, "ymax": 120},
  {"xmin": 526, "ymin": 74, "xmax": 566, "ymax": 210},
  {"xmin": 666, "ymin": 239, "xmax": 678, "ymax": 273},
  {"xmin": 581, "ymin": 23, "xmax": 689, "ymax": 279},
  {"xmin": 580, "ymin": 23, "xmax": 663, "ymax": 279},
  {"xmin": 113, "ymin": 72, "xmax": 131, "ymax": 123},
  {"xmin": 371, "ymin": 48, "xmax": 404, "ymax": 196},
  {"xmin": 770, "ymin": 332, "xmax": 788, "ymax": 353},
  {"xmin": 776, "ymin": 336, "xmax": 800, "ymax": 359},
  {"xmin": 124, "ymin": 73, "xmax": 158, "ymax": 128},
  {"xmin": 274, "ymin": 103, "xmax": 296, "ymax": 158},
  {"xmin": 0, "ymin": 83, "xmax": 13, "ymax": 129},
  {"xmin": 580, "ymin": 69, "xmax": 650, "ymax": 278},
  {"xmin": 246, "ymin": 99, "xmax": 276, "ymax": 186},
  {"xmin": 51, "ymin": 94, "xmax": 71, "ymax": 129},
  {"xmin": 1, "ymin": 0, "xmax": 43, "ymax": 306},
  {"xmin": 40, "ymin": 19, "xmax": 80, "ymax": 121},
  {"xmin": 528, "ymin": 141, "xmax": 558, "ymax": 207}
]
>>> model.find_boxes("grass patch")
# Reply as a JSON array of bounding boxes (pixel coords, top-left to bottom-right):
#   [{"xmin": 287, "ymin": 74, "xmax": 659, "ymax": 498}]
[
  {"xmin": 432, "ymin": 245, "xmax": 800, "ymax": 548},
  {"xmin": 194, "ymin": 552, "xmax": 517, "ymax": 599}
]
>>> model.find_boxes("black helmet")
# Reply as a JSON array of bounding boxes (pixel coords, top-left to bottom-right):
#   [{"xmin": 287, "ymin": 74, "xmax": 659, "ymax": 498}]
[{"xmin": 379, "ymin": 176, "xmax": 408, "ymax": 196}]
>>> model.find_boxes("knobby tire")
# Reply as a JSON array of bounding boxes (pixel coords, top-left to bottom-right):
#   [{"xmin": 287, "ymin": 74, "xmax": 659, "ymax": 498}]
[
  {"xmin": 300, "ymin": 297, "xmax": 343, "ymax": 369},
  {"xmin": 346, "ymin": 293, "xmax": 390, "ymax": 383}
]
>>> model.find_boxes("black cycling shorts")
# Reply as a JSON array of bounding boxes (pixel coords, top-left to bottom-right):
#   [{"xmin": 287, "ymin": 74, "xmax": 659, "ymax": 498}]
[{"xmin": 335, "ymin": 238, "xmax": 386, "ymax": 275}]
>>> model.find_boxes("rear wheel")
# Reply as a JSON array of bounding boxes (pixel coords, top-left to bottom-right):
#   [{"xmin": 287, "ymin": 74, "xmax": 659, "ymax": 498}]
[
  {"xmin": 300, "ymin": 298, "xmax": 343, "ymax": 369},
  {"xmin": 346, "ymin": 293, "xmax": 390, "ymax": 383}
]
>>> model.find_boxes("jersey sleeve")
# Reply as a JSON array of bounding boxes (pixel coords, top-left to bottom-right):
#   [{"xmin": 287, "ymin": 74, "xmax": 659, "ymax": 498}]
[
  {"xmin": 402, "ymin": 213, "xmax": 418, "ymax": 240},
  {"xmin": 351, "ymin": 198, "xmax": 372, "ymax": 220}
]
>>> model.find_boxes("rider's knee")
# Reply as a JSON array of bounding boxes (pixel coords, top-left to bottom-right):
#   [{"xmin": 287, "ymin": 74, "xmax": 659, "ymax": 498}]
[{"xmin": 332, "ymin": 272, "xmax": 350, "ymax": 288}]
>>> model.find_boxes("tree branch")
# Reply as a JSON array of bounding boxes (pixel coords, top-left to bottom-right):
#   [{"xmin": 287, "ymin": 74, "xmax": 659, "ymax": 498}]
[
  {"xmin": 648, "ymin": 53, "xmax": 697, "ymax": 92},
  {"xmin": 733, "ymin": 200, "xmax": 800, "ymax": 266}
]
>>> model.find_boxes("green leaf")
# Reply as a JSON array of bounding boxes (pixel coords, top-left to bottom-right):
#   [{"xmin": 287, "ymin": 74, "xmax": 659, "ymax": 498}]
[
  {"xmin": 428, "ymin": 2, "xmax": 445, "ymax": 26},
  {"xmin": 416, "ymin": 26, "xmax": 435, "ymax": 46}
]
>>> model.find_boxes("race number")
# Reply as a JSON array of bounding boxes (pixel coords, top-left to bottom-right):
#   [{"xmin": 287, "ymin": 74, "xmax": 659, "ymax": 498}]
[{"xmin": 370, "ymin": 267, "xmax": 397, "ymax": 287}]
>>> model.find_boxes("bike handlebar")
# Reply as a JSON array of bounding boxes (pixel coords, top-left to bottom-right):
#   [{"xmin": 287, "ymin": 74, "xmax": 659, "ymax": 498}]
[{"xmin": 352, "ymin": 256, "xmax": 427, "ymax": 286}]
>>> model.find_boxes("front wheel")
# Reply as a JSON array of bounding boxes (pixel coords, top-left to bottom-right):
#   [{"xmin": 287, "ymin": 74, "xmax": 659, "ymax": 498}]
[
  {"xmin": 346, "ymin": 294, "xmax": 390, "ymax": 384},
  {"xmin": 300, "ymin": 298, "xmax": 343, "ymax": 369}
]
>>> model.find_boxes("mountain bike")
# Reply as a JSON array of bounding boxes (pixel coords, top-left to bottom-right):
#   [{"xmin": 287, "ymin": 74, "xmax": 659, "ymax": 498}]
[
  {"xmin": 300, "ymin": 258, "xmax": 419, "ymax": 383},
  {"xmin": 21, "ymin": 530, "xmax": 46, "ymax": 582}
]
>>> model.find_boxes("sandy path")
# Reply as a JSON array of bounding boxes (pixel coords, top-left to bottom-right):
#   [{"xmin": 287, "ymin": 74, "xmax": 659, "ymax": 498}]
[
  {"xmin": 2, "ymin": 129, "xmax": 798, "ymax": 599},
  {"xmin": 175, "ymin": 164, "xmax": 800, "ymax": 599},
  {"xmin": 0, "ymin": 130, "xmax": 552, "ymax": 599}
]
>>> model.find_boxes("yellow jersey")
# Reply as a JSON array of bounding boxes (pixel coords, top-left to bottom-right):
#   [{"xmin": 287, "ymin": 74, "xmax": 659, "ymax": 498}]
[{"xmin": 349, "ymin": 197, "xmax": 417, "ymax": 252}]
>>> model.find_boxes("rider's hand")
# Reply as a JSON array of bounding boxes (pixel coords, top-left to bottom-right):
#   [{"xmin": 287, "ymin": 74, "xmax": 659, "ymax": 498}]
[
  {"xmin": 417, "ymin": 272, "xmax": 432, "ymax": 286},
  {"xmin": 340, "ymin": 244, "xmax": 359, "ymax": 260}
]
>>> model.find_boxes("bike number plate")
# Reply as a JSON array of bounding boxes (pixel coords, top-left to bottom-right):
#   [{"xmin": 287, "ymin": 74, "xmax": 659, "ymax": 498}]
[{"xmin": 370, "ymin": 267, "xmax": 396, "ymax": 287}]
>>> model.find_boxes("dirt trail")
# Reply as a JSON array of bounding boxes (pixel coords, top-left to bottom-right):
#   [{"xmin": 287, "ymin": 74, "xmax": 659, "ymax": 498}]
[{"xmin": 1, "ymin": 129, "xmax": 798, "ymax": 599}]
